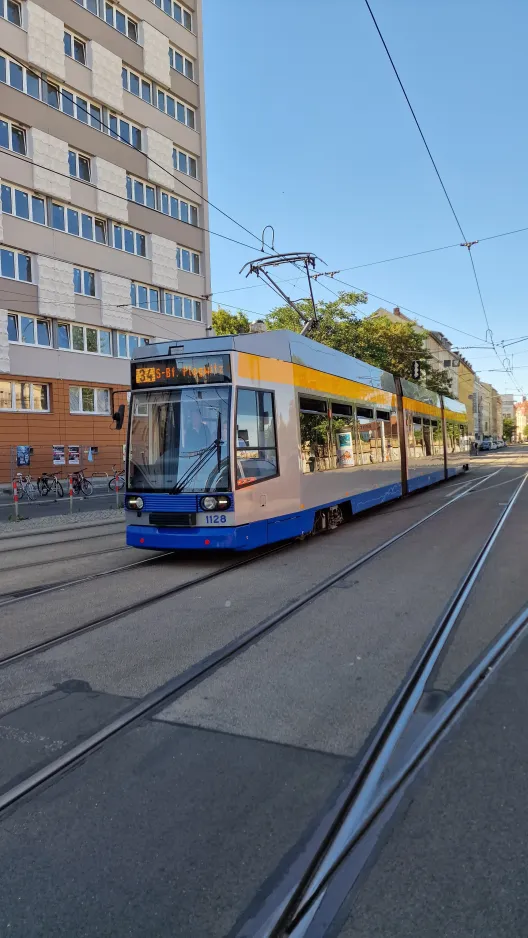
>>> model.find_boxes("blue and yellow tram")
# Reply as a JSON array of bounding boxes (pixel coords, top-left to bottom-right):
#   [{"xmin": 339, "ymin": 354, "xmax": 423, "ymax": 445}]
[{"xmin": 125, "ymin": 331, "xmax": 469, "ymax": 550}]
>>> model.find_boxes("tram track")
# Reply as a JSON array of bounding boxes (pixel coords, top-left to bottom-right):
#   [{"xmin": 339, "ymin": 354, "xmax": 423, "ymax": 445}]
[
  {"xmin": 0, "ymin": 467, "xmax": 516, "ymax": 816},
  {"xmin": 0, "ymin": 549, "xmax": 175, "ymax": 606},
  {"xmin": 0, "ymin": 525, "xmax": 125, "ymax": 554},
  {"xmin": 236, "ymin": 472, "xmax": 528, "ymax": 938}
]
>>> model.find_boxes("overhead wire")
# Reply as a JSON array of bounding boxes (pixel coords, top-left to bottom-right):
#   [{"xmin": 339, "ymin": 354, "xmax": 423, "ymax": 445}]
[{"xmin": 359, "ymin": 0, "xmax": 524, "ymax": 396}]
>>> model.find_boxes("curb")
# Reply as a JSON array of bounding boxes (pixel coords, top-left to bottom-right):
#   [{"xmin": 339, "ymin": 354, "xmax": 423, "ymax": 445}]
[{"xmin": 0, "ymin": 515, "xmax": 126, "ymax": 541}]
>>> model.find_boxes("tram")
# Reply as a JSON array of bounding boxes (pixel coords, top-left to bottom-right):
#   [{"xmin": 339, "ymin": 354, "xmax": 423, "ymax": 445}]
[{"xmin": 125, "ymin": 330, "xmax": 469, "ymax": 550}]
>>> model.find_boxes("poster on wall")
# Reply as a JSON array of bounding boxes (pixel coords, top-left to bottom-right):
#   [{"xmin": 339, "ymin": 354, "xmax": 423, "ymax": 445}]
[
  {"xmin": 52, "ymin": 445, "xmax": 65, "ymax": 465},
  {"xmin": 16, "ymin": 446, "xmax": 31, "ymax": 467},
  {"xmin": 68, "ymin": 445, "xmax": 80, "ymax": 465}
]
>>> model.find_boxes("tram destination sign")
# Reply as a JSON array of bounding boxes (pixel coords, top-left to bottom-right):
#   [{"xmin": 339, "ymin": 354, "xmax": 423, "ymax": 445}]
[{"xmin": 132, "ymin": 354, "xmax": 232, "ymax": 388}]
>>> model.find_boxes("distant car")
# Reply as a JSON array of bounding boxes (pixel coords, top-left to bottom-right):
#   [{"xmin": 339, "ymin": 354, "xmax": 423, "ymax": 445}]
[
  {"xmin": 479, "ymin": 440, "xmax": 491, "ymax": 451},
  {"xmin": 490, "ymin": 440, "xmax": 497, "ymax": 450}
]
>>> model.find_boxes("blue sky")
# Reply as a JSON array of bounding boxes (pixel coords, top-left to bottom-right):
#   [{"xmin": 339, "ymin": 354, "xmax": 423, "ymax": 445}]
[{"xmin": 202, "ymin": 0, "xmax": 528, "ymax": 397}]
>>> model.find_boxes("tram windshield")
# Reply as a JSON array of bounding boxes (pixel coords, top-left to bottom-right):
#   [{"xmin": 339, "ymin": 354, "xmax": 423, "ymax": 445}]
[{"xmin": 128, "ymin": 387, "xmax": 231, "ymax": 493}]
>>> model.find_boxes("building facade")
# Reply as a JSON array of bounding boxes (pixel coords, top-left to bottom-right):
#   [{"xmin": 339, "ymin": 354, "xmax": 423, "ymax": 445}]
[
  {"xmin": 0, "ymin": 0, "xmax": 209, "ymax": 478},
  {"xmin": 515, "ymin": 400, "xmax": 528, "ymax": 442}
]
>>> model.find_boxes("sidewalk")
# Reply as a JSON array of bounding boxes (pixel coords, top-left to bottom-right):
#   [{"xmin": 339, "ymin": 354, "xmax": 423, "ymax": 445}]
[{"xmin": 0, "ymin": 507, "xmax": 125, "ymax": 538}]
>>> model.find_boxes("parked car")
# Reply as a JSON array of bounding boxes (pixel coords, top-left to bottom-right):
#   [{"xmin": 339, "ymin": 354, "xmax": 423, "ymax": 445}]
[{"xmin": 479, "ymin": 440, "xmax": 491, "ymax": 451}]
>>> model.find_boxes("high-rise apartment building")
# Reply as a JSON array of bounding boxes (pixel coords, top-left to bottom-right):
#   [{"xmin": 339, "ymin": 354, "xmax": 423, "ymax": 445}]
[{"xmin": 0, "ymin": 0, "xmax": 209, "ymax": 477}]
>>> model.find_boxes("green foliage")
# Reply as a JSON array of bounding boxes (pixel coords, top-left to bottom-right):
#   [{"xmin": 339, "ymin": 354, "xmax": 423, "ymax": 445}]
[
  {"xmin": 264, "ymin": 294, "xmax": 453, "ymax": 396},
  {"xmin": 524, "ymin": 424, "xmax": 528, "ymax": 439},
  {"xmin": 212, "ymin": 308, "xmax": 251, "ymax": 336},
  {"xmin": 502, "ymin": 416, "xmax": 515, "ymax": 442}
]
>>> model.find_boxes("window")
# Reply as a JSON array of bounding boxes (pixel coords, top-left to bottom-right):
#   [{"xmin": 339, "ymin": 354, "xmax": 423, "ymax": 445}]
[
  {"xmin": 68, "ymin": 149, "xmax": 91, "ymax": 181},
  {"xmin": 0, "ymin": 117, "xmax": 26, "ymax": 154},
  {"xmin": 153, "ymin": 0, "xmax": 192, "ymax": 30},
  {"xmin": 73, "ymin": 267, "xmax": 96, "ymax": 296},
  {"xmin": 105, "ymin": 3, "xmax": 138, "ymax": 42},
  {"xmin": 160, "ymin": 190, "xmax": 198, "ymax": 225},
  {"xmin": 109, "ymin": 112, "xmax": 142, "ymax": 149},
  {"xmin": 130, "ymin": 282, "xmax": 159, "ymax": 311},
  {"xmin": 163, "ymin": 291, "xmax": 201, "ymax": 320},
  {"xmin": 1, "ymin": 247, "xmax": 31, "ymax": 281},
  {"xmin": 73, "ymin": 0, "xmax": 98, "ymax": 12},
  {"xmin": 64, "ymin": 31, "xmax": 87, "ymax": 65},
  {"xmin": 69, "ymin": 385, "xmax": 111, "ymax": 414},
  {"xmin": 0, "ymin": 380, "xmax": 50, "ymax": 412},
  {"xmin": 236, "ymin": 389, "xmax": 277, "ymax": 487},
  {"xmin": 1, "ymin": 184, "xmax": 45, "ymax": 224},
  {"xmin": 7, "ymin": 313, "xmax": 51, "ymax": 347},
  {"xmin": 122, "ymin": 66, "xmax": 152, "ymax": 103},
  {"xmin": 0, "ymin": 53, "xmax": 144, "ymax": 151},
  {"xmin": 0, "ymin": 0, "xmax": 21, "ymax": 26},
  {"xmin": 126, "ymin": 174, "xmax": 156, "ymax": 209},
  {"xmin": 169, "ymin": 46, "xmax": 194, "ymax": 80},
  {"xmin": 156, "ymin": 88, "xmax": 195, "ymax": 128},
  {"xmin": 112, "ymin": 223, "xmax": 146, "ymax": 256},
  {"xmin": 173, "ymin": 147, "xmax": 198, "ymax": 178},
  {"xmin": 51, "ymin": 201, "xmax": 106, "ymax": 243},
  {"xmin": 356, "ymin": 406, "xmax": 374, "ymax": 419},
  {"xmin": 176, "ymin": 247, "xmax": 200, "ymax": 274},
  {"xmin": 60, "ymin": 324, "xmax": 111, "ymax": 356},
  {"xmin": 117, "ymin": 332, "xmax": 148, "ymax": 357}
]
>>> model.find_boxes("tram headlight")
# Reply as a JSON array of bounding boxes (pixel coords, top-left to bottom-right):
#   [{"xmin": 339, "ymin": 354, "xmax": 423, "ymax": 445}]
[
  {"xmin": 126, "ymin": 495, "xmax": 144, "ymax": 510},
  {"xmin": 201, "ymin": 496, "xmax": 218, "ymax": 511},
  {"xmin": 215, "ymin": 495, "xmax": 231, "ymax": 510}
]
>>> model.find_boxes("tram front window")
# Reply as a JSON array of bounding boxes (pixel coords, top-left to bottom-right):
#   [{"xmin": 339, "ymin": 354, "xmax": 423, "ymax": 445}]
[{"xmin": 128, "ymin": 387, "xmax": 231, "ymax": 492}]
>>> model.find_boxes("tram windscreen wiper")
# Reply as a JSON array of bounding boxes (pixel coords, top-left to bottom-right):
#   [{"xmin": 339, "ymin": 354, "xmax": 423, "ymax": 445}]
[{"xmin": 171, "ymin": 438, "xmax": 221, "ymax": 494}]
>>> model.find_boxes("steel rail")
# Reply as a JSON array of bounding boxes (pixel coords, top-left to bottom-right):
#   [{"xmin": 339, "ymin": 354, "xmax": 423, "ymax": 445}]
[
  {"xmin": 265, "ymin": 473, "xmax": 528, "ymax": 938},
  {"xmin": 0, "ymin": 468, "xmax": 507, "ymax": 813}
]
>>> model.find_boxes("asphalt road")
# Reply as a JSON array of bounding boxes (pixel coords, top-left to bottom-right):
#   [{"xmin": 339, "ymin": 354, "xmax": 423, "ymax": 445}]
[{"xmin": 0, "ymin": 452, "xmax": 527, "ymax": 937}]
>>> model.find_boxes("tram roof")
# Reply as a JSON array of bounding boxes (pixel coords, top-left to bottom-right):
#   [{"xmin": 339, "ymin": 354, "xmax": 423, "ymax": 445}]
[
  {"xmin": 133, "ymin": 330, "xmax": 397, "ymax": 396},
  {"xmin": 133, "ymin": 331, "xmax": 464, "ymax": 411}
]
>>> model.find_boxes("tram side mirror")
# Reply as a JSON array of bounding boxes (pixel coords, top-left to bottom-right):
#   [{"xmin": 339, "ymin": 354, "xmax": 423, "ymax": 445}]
[{"xmin": 113, "ymin": 404, "xmax": 125, "ymax": 430}]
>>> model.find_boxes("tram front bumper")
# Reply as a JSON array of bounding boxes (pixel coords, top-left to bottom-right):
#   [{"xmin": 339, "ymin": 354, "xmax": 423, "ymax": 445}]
[{"xmin": 126, "ymin": 522, "xmax": 266, "ymax": 551}]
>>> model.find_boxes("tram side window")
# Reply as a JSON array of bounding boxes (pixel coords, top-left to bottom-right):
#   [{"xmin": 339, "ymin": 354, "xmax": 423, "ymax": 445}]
[
  {"xmin": 236, "ymin": 389, "xmax": 277, "ymax": 487},
  {"xmin": 409, "ymin": 416, "xmax": 424, "ymax": 458},
  {"xmin": 431, "ymin": 419, "xmax": 444, "ymax": 457},
  {"xmin": 300, "ymin": 398, "xmax": 331, "ymax": 472}
]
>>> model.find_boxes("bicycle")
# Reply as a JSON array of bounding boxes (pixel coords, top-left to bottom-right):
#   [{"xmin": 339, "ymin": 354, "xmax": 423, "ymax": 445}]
[
  {"xmin": 37, "ymin": 472, "xmax": 64, "ymax": 498},
  {"xmin": 108, "ymin": 466, "xmax": 125, "ymax": 491},
  {"xmin": 13, "ymin": 473, "xmax": 37, "ymax": 500},
  {"xmin": 71, "ymin": 469, "xmax": 93, "ymax": 496}
]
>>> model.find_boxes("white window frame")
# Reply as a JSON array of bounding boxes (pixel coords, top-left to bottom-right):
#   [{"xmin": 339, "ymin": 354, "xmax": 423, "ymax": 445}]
[
  {"xmin": 73, "ymin": 0, "xmax": 98, "ymax": 14},
  {"xmin": 7, "ymin": 313, "xmax": 51, "ymax": 348},
  {"xmin": 169, "ymin": 46, "xmax": 194, "ymax": 81},
  {"xmin": 105, "ymin": 2, "xmax": 139, "ymax": 42},
  {"xmin": 0, "ymin": 380, "xmax": 50, "ymax": 412},
  {"xmin": 0, "ymin": 246, "xmax": 32, "ymax": 281},
  {"xmin": 122, "ymin": 65, "xmax": 195, "ymax": 129},
  {"xmin": 73, "ymin": 266, "xmax": 97, "ymax": 297},
  {"xmin": 108, "ymin": 111, "xmax": 142, "ymax": 149},
  {"xmin": 130, "ymin": 282, "xmax": 159, "ymax": 312},
  {"xmin": 69, "ymin": 385, "xmax": 111, "ymax": 415},
  {"xmin": 59, "ymin": 323, "xmax": 112, "ymax": 357},
  {"xmin": 160, "ymin": 189, "xmax": 198, "ymax": 225},
  {"xmin": 112, "ymin": 222, "xmax": 147, "ymax": 257},
  {"xmin": 0, "ymin": 115, "xmax": 26, "ymax": 155},
  {"xmin": 122, "ymin": 66, "xmax": 152, "ymax": 104},
  {"xmin": 1, "ymin": 182, "xmax": 46, "ymax": 225},
  {"xmin": 173, "ymin": 146, "xmax": 198, "ymax": 179},
  {"xmin": 0, "ymin": 0, "xmax": 22, "ymax": 26},
  {"xmin": 153, "ymin": 0, "xmax": 192, "ymax": 32},
  {"xmin": 163, "ymin": 291, "xmax": 201, "ymax": 321},
  {"xmin": 126, "ymin": 173, "xmax": 156, "ymax": 209},
  {"xmin": 51, "ymin": 199, "xmax": 107, "ymax": 244},
  {"xmin": 64, "ymin": 30, "xmax": 87, "ymax": 66},
  {"xmin": 68, "ymin": 148, "xmax": 92, "ymax": 182},
  {"xmin": 0, "ymin": 53, "xmax": 144, "ymax": 152},
  {"xmin": 117, "ymin": 332, "xmax": 148, "ymax": 358},
  {"xmin": 176, "ymin": 246, "xmax": 200, "ymax": 274}
]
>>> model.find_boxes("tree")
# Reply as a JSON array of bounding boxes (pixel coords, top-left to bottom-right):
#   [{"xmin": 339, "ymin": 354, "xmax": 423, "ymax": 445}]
[
  {"xmin": 264, "ymin": 293, "xmax": 452, "ymax": 395},
  {"xmin": 524, "ymin": 425, "xmax": 528, "ymax": 439},
  {"xmin": 212, "ymin": 308, "xmax": 251, "ymax": 336},
  {"xmin": 502, "ymin": 416, "xmax": 515, "ymax": 443}
]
